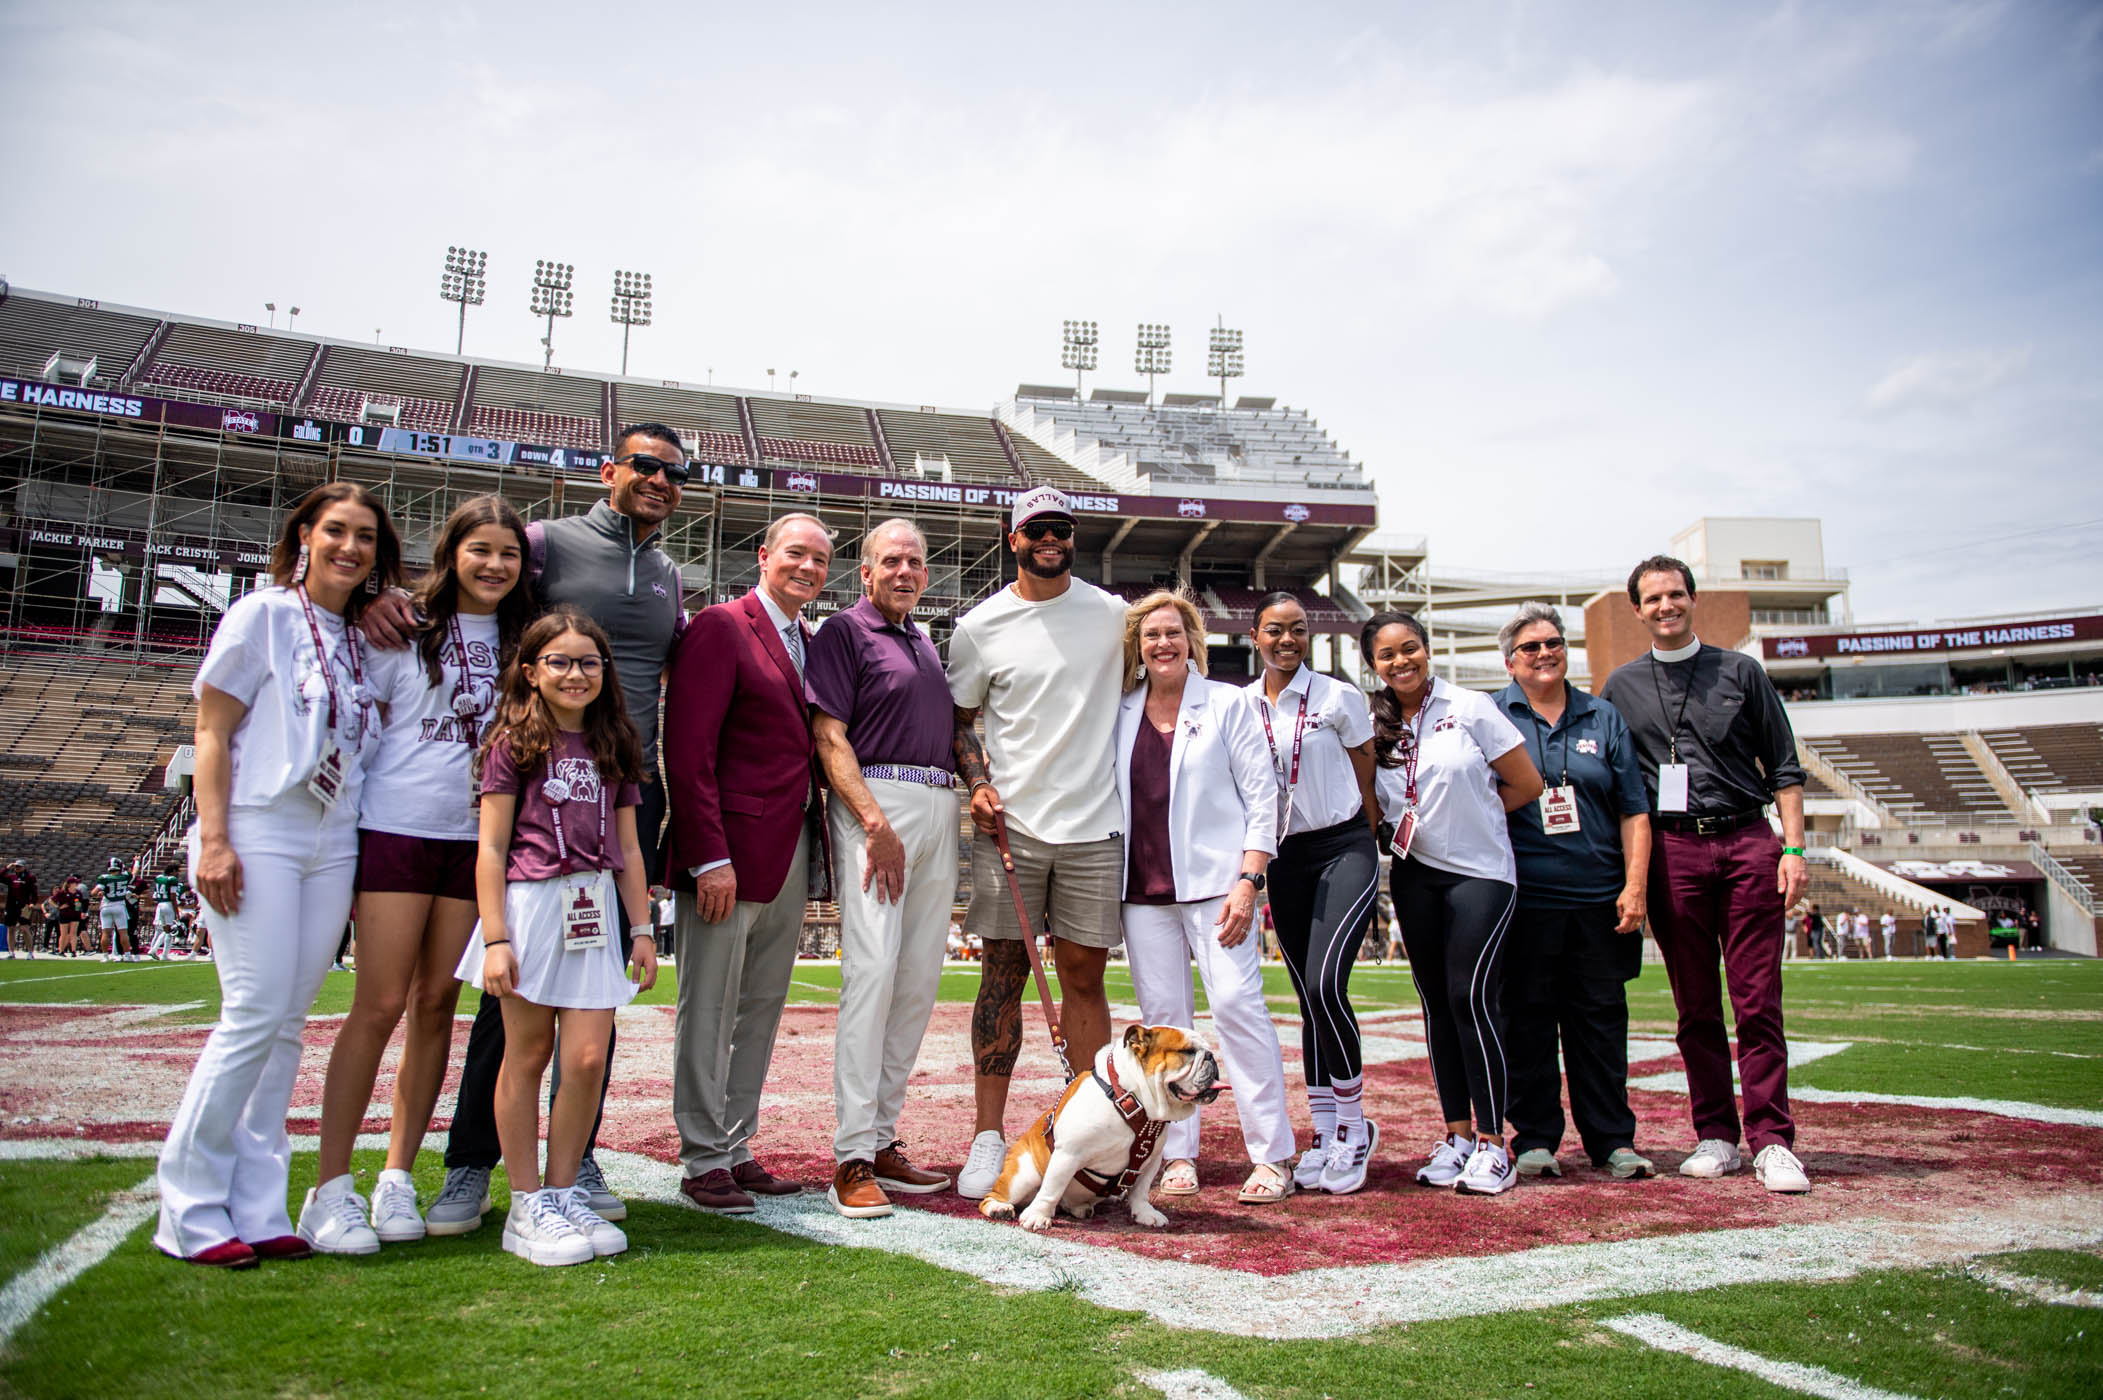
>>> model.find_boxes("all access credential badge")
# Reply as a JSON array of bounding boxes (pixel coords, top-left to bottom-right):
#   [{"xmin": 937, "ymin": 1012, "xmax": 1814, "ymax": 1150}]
[{"xmin": 563, "ymin": 876, "xmax": 608, "ymax": 952}]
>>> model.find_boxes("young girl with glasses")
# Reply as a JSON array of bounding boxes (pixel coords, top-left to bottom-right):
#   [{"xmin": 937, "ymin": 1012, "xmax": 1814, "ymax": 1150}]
[{"xmin": 453, "ymin": 609, "xmax": 658, "ymax": 1267}]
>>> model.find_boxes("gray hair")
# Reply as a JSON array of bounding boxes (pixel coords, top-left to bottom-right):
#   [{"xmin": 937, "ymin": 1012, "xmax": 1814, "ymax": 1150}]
[
  {"xmin": 1498, "ymin": 601, "xmax": 1564, "ymax": 661},
  {"xmin": 859, "ymin": 517, "xmax": 927, "ymax": 566},
  {"xmin": 762, "ymin": 511, "xmax": 837, "ymax": 551}
]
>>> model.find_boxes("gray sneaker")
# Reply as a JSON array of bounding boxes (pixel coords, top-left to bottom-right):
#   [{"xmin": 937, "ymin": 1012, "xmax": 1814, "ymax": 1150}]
[
  {"xmin": 425, "ymin": 1166, "xmax": 492, "ymax": 1236},
  {"xmin": 573, "ymin": 1155, "xmax": 626, "ymax": 1222}
]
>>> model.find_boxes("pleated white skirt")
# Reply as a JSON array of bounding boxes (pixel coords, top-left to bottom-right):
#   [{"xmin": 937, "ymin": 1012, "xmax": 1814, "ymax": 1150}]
[{"xmin": 455, "ymin": 870, "xmax": 636, "ymax": 1011}]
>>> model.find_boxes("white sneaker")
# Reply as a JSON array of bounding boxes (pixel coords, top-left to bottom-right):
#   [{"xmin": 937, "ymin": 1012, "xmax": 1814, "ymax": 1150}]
[
  {"xmin": 501, "ymin": 1190, "xmax": 592, "ymax": 1267},
  {"xmin": 1318, "ymin": 1119, "xmax": 1378, "ymax": 1194},
  {"xmin": 1414, "ymin": 1133, "xmax": 1472, "ymax": 1188},
  {"xmin": 369, "ymin": 1169, "xmax": 426, "ymax": 1243},
  {"xmin": 1293, "ymin": 1135, "xmax": 1332, "ymax": 1190},
  {"xmin": 1454, "ymin": 1141, "xmax": 1517, "ymax": 1196},
  {"xmin": 955, "ymin": 1130, "xmax": 1007, "ymax": 1200},
  {"xmin": 1754, "ymin": 1144, "xmax": 1811, "ymax": 1194},
  {"xmin": 1679, "ymin": 1138, "xmax": 1744, "ymax": 1179},
  {"xmin": 296, "ymin": 1176, "xmax": 380, "ymax": 1255},
  {"xmin": 559, "ymin": 1186, "xmax": 629, "ymax": 1256}
]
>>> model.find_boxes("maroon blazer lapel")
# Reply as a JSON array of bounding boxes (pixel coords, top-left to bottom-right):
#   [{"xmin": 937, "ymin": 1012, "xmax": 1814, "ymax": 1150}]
[{"xmin": 740, "ymin": 592, "xmax": 807, "ymax": 708}]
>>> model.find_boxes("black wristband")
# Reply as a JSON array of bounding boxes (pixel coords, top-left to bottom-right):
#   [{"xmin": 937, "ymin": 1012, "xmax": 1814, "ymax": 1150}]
[{"xmin": 482, "ymin": 939, "xmax": 511, "ymax": 948}]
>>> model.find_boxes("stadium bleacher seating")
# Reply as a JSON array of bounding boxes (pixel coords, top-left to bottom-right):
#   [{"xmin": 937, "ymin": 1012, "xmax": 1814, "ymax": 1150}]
[
  {"xmin": 0, "ymin": 296, "xmax": 161, "ymax": 385},
  {"xmin": 1801, "ymin": 733, "xmax": 2010, "ymax": 821},
  {"xmin": 1206, "ymin": 584, "xmax": 1359, "ymax": 635},
  {"xmin": 746, "ymin": 396, "xmax": 885, "ymax": 470},
  {"xmin": 138, "ymin": 322, "xmax": 316, "ymax": 406},
  {"xmin": 303, "ymin": 342, "xmax": 464, "ymax": 432},
  {"xmin": 873, "ymin": 409, "xmax": 1019, "ymax": 486},
  {"xmin": 1008, "ymin": 388, "xmax": 1369, "ymax": 493},
  {"xmin": 1980, "ymin": 724, "xmax": 2103, "ymax": 793},
  {"xmin": 613, "ymin": 382, "xmax": 750, "ymax": 459},
  {"xmin": 467, "ymin": 363, "xmax": 605, "ymax": 449}
]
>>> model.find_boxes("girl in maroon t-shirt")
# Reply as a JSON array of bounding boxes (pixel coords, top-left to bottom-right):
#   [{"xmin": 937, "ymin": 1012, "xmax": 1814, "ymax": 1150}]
[{"xmin": 454, "ymin": 610, "xmax": 657, "ymax": 1267}]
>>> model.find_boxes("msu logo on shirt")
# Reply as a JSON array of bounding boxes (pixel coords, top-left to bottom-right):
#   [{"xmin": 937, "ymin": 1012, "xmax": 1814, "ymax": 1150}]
[{"xmin": 551, "ymin": 756, "xmax": 604, "ymax": 805}]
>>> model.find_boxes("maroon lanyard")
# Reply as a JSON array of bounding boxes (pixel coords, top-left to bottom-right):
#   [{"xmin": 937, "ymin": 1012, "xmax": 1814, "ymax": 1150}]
[
  {"xmin": 1258, "ymin": 678, "xmax": 1313, "ymax": 794},
  {"xmin": 1397, "ymin": 692, "xmax": 1432, "ymax": 808},
  {"xmin": 296, "ymin": 584, "xmax": 365, "ymax": 747},
  {"xmin": 542, "ymin": 768, "xmax": 608, "ymax": 876},
  {"xmin": 447, "ymin": 615, "xmax": 490, "ymax": 747}
]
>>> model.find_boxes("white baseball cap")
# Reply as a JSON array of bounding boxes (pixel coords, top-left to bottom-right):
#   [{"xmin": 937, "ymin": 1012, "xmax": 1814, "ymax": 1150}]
[{"xmin": 1010, "ymin": 486, "xmax": 1076, "ymax": 531}]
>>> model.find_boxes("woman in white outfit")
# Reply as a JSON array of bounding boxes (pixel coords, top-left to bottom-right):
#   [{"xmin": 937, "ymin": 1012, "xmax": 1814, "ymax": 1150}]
[
  {"xmin": 1115, "ymin": 590, "xmax": 1294, "ymax": 1203},
  {"xmin": 155, "ymin": 482, "xmax": 402, "ymax": 1269}
]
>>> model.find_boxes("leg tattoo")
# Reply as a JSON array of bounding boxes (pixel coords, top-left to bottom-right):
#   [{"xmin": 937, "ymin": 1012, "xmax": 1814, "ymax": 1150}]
[{"xmin": 973, "ymin": 940, "xmax": 1029, "ymax": 1078}]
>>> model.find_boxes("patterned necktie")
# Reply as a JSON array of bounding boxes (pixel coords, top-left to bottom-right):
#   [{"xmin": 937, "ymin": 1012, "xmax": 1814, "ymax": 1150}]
[{"xmin": 783, "ymin": 621, "xmax": 805, "ymax": 677}]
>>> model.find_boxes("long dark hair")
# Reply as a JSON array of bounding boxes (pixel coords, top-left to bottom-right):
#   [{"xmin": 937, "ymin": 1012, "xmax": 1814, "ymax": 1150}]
[
  {"xmin": 1360, "ymin": 610, "xmax": 1432, "ymax": 770},
  {"xmin": 413, "ymin": 494, "xmax": 534, "ymax": 686},
  {"xmin": 475, "ymin": 608, "xmax": 645, "ymax": 793},
  {"xmin": 267, "ymin": 482, "xmax": 403, "ymax": 623}
]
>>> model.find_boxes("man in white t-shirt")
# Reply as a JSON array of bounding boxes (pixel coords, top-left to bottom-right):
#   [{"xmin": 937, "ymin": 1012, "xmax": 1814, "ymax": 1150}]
[
  {"xmin": 1879, "ymin": 910, "xmax": 1897, "ymax": 960},
  {"xmin": 947, "ymin": 486, "xmax": 1128, "ymax": 1199}
]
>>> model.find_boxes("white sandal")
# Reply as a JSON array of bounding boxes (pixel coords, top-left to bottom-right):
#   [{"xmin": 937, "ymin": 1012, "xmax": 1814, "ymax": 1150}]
[
  {"xmin": 1158, "ymin": 1158, "xmax": 1201, "ymax": 1196},
  {"xmin": 1238, "ymin": 1160, "xmax": 1294, "ymax": 1204}
]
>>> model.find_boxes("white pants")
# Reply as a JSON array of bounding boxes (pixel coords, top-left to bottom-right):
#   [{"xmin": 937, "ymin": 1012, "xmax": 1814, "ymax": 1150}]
[
  {"xmin": 830, "ymin": 778, "xmax": 959, "ymax": 1162},
  {"xmin": 155, "ymin": 798, "xmax": 358, "ymax": 1257},
  {"xmin": 1123, "ymin": 896, "xmax": 1293, "ymax": 1164}
]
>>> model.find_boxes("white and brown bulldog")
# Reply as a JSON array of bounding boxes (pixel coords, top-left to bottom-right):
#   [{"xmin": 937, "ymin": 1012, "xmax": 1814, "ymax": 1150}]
[{"xmin": 978, "ymin": 1024, "xmax": 1220, "ymax": 1232}]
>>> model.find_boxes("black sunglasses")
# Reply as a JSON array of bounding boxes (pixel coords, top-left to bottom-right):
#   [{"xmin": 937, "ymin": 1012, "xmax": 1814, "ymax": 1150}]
[
  {"xmin": 615, "ymin": 452, "xmax": 692, "ymax": 487},
  {"xmin": 1020, "ymin": 519, "xmax": 1075, "ymax": 541},
  {"xmin": 1514, "ymin": 638, "xmax": 1567, "ymax": 656}
]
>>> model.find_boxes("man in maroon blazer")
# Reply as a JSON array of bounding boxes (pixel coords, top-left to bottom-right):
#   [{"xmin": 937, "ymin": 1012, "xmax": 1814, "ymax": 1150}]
[{"xmin": 665, "ymin": 511, "xmax": 835, "ymax": 1213}]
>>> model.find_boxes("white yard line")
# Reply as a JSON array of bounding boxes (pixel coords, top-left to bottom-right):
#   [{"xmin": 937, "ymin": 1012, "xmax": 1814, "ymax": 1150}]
[
  {"xmin": 1602, "ymin": 1313, "xmax": 1925, "ymax": 1400},
  {"xmin": 0, "ymin": 1174, "xmax": 159, "ymax": 1347},
  {"xmin": 1137, "ymin": 1369, "xmax": 1253, "ymax": 1400},
  {"xmin": 1967, "ymin": 1264, "xmax": 2103, "ymax": 1308}
]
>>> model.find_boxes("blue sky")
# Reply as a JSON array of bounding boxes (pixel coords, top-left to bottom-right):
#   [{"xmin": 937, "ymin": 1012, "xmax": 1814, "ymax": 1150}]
[{"xmin": 3, "ymin": 0, "xmax": 2098, "ymax": 622}]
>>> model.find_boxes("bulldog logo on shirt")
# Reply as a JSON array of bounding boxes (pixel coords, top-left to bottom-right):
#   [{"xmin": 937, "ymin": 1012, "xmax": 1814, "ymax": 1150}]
[{"xmin": 550, "ymin": 756, "xmax": 604, "ymax": 806}]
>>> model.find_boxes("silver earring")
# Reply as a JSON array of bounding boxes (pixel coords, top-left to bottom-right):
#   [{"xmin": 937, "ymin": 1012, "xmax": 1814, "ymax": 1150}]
[{"xmin": 292, "ymin": 542, "xmax": 309, "ymax": 584}]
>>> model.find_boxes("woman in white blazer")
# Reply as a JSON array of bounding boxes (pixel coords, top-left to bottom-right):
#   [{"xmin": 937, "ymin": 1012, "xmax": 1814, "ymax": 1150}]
[{"xmin": 1116, "ymin": 590, "xmax": 1294, "ymax": 1203}]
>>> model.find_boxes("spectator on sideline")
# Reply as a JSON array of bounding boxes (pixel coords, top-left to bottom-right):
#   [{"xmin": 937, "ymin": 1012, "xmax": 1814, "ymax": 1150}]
[
  {"xmin": 1880, "ymin": 910, "xmax": 1898, "ymax": 961},
  {"xmin": 48, "ymin": 875, "xmax": 84, "ymax": 958},
  {"xmin": 1804, "ymin": 903, "xmax": 1828, "ymax": 959},
  {"xmin": 395, "ymin": 426, "xmax": 692, "ymax": 1234},
  {"xmin": 1114, "ymin": 590, "xmax": 1291, "ymax": 1204},
  {"xmin": 300, "ymin": 496, "xmax": 533, "ymax": 1254},
  {"xmin": 155, "ymin": 481, "xmax": 401, "ymax": 1269},
  {"xmin": 1495, "ymin": 602, "xmax": 1657, "ymax": 1183},
  {"xmin": 947, "ymin": 487, "xmax": 1129, "ymax": 1201},
  {"xmin": 2, "ymin": 858, "xmax": 38, "ymax": 959},
  {"xmin": 1245, "ymin": 591, "xmax": 1382, "ymax": 1195},
  {"xmin": 808, "ymin": 518, "xmax": 960, "ymax": 1218},
  {"xmin": 1367, "ymin": 611, "xmax": 1542, "ymax": 1197},
  {"xmin": 454, "ymin": 611, "xmax": 657, "ymax": 1267},
  {"xmin": 664, "ymin": 512, "xmax": 835, "ymax": 1213},
  {"xmin": 1600, "ymin": 555, "xmax": 1811, "ymax": 1195}
]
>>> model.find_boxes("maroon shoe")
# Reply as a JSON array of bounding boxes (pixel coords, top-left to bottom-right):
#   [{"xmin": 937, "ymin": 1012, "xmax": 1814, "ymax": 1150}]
[
  {"xmin": 679, "ymin": 1168, "xmax": 756, "ymax": 1215},
  {"xmin": 180, "ymin": 1239, "xmax": 259, "ymax": 1270},
  {"xmin": 731, "ymin": 1158, "xmax": 802, "ymax": 1197},
  {"xmin": 246, "ymin": 1235, "xmax": 315, "ymax": 1261}
]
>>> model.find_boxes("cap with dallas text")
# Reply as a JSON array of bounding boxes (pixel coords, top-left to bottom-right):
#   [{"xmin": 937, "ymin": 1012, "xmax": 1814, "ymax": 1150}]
[{"xmin": 1010, "ymin": 486, "xmax": 1077, "ymax": 531}]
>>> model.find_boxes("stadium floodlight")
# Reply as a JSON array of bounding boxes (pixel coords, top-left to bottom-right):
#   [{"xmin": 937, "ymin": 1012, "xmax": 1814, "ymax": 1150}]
[
  {"xmin": 439, "ymin": 245, "xmax": 488, "ymax": 354},
  {"xmin": 767, "ymin": 367, "xmax": 777, "ymax": 390},
  {"xmin": 609, "ymin": 269, "xmax": 653, "ymax": 376},
  {"xmin": 530, "ymin": 258, "xmax": 575, "ymax": 370},
  {"xmin": 1060, "ymin": 318, "xmax": 1099, "ymax": 395},
  {"xmin": 1135, "ymin": 321, "xmax": 1172, "ymax": 402},
  {"xmin": 789, "ymin": 369, "xmax": 800, "ymax": 394},
  {"xmin": 288, "ymin": 306, "xmax": 301, "ymax": 330},
  {"xmin": 1207, "ymin": 317, "xmax": 1244, "ymax": 404},
  {"xmin": 264, "ymin": 301, "xmax": 276, "ymax": 328}
]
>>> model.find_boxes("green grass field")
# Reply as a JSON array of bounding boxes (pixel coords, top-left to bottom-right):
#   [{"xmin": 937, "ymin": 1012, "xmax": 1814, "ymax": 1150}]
[{"xmin": 2, "ymin": 956, "xmax": 2100, "ymax": 1398}]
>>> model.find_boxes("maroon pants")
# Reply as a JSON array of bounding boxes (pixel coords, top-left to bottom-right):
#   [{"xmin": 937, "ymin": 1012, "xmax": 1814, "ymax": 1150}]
[{"xmin": 1649, "ymin": 821, "xmax": 1794, "ymax": 1152}]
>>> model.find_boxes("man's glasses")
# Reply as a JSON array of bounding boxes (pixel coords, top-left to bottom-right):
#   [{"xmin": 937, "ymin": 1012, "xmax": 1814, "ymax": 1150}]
[
  {"xmin": 534, "ymin": 653, "xmax": 606, "ymax": 676},
  {"xmin": 1020, "ymin": 519, "xmax": 1074, "ymax": 541},
  {"xmin": 614, "ymin": 453, "xmax": 692, "ymax": 487},
  {"xmin": 1514, "ymin": 638, "xmax": 1567, "ymax": 656}
]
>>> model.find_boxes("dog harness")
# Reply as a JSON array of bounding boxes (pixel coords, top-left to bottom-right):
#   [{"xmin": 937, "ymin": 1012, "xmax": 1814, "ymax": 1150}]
[{"xmin": 1033, "ymin": 1057, "xmax": 1167, "ymax": 1199}]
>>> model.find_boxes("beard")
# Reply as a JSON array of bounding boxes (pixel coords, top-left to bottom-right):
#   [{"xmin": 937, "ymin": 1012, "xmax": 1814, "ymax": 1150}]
[{"xmin": 1018, "ymin": 544, "xmax": 1072, "ymax": 579}]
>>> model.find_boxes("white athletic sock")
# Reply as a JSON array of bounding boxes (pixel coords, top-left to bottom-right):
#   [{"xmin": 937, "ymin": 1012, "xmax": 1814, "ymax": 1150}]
[
  {"xmin": 1333, "ymin": 1074, "xmax": 1366, "ymax": 1135},
  {"xmin": 1308, "ymin": 1086, "xmax": 1337, "ymax": 1141}
]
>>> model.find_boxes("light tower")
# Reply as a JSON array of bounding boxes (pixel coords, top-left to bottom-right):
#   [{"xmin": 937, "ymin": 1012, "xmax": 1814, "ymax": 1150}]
[
  {"xmin": 1060, "ymin": 319, "xmax": 1098, "ymax": 396},
  {"xmin": 609, "ymin": 269, "xmax": 652, "ymax": 375},
  {"xmin": 1207, "ymin": 317, "xmax": 1244, "ymax": 404},
  {"xmin": 530, "ymin": 259, "xmax": 574, "ymax": 371},
  {"xmin": 1135, "ymin": 322, "xmax": 1172, "ymax": 403},
  {"xmin": 439, "ymin": 246, "xmax": 487, "ymax": 355}
]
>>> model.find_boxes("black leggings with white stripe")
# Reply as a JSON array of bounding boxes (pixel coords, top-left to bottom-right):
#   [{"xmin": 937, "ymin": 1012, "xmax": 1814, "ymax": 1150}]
[
  {"xmin": 1270, "ymin": 817, "xmax": 1381, "ymax": 1086},
  {"xmin": 1392, "ymin": 856, "xmax": 1517, "ymax": 1137}
]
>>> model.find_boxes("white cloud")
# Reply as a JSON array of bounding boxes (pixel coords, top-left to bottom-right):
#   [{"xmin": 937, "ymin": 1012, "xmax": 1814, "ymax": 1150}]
[
  {"xmin": 1864, "ymin": 348, "xmax": 2031, "ymax": 414},
  {"xmin": 1801, "ymin": 126, "xmax": 1917, "ymax": 189}
]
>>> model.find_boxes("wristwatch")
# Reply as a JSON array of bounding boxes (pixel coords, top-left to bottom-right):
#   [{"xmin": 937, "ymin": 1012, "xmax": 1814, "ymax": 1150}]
[{"xmin": 1237, "ymin": 872, "xmax": 1266, "ymax": 892}]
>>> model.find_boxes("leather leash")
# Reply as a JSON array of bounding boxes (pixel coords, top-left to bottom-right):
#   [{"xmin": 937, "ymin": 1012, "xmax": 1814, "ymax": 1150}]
[{"xmin": 990, "ymin": 811, "xmax": 1074, "ymax": 1082}]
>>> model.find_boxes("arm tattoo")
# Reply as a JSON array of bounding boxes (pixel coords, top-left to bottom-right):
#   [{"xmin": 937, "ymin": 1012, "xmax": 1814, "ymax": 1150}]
[
  {"xmin": 953, "ymin": 706, "xmax": 990, "ymax": 788},
  {"xmin": 971, "ymin": 937, "xmax": 1029, "ymax": 1077}
]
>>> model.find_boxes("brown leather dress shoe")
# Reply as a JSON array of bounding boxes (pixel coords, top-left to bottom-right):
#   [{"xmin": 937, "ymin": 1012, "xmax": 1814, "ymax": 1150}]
[
  {"xmin": 730, "ymin": 1158, "xmax": 802, "ymax": 1197},
  {"xmin": 873, "ymin": 1140, "xmax": 951, "ymax": 1195},
  {"xmin": 679, "ymin": 1168, "xmax": 755, "ymax": 1215},
  {"xmin": 829, "ymin": 1160, "xmax": 893, "ymax": 1218}
]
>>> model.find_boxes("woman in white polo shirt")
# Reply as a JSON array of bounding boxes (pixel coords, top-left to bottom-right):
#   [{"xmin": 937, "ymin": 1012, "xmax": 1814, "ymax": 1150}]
[
  {"xmin": 1363, "ymin": 611, "xmax": 1542, "ymax": 1197},
  {"xmin": 1244, "ymin": 592, "xmax": 1384, "ymax": 1196},
  {"xmin": 1116, "ymin": 590, "xmax": 1293, "ymax": 1203},
  {"xmin": 155, "ymin": 482, "xmax": 401, "ymax": 1269}
]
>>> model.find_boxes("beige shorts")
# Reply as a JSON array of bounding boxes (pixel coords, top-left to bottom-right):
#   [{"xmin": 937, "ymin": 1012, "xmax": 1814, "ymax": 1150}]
[{"xmin": 966, "ymin": 826, "xmax": 1123, "ymax": 950}]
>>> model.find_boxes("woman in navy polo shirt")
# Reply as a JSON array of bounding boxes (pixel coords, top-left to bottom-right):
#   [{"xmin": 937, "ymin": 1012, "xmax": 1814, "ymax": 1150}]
[{"xmin": 1495, "ymin": 602, "xmax": 1655, "ymax": 1182}]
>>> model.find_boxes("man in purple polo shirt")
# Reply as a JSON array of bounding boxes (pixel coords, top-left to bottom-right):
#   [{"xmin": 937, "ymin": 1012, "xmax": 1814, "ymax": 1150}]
[{"xmin": 807, "ymin": 518, "xmax": 959, "ymax": 1219}]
